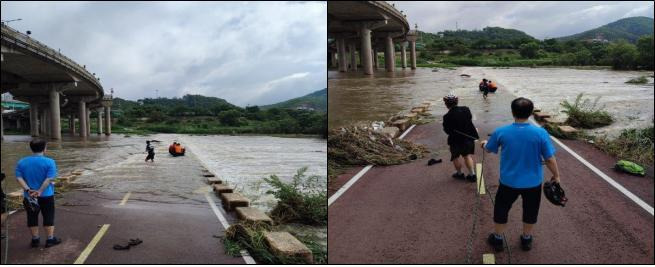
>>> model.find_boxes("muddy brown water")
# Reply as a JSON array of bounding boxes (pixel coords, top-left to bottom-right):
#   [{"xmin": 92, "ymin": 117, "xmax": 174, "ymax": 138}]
[
  {"xmin": 329, "ymin": 67, "xmax": 654, "ymax": 138},
  {"xmin": 1, "ymin": 133, "xmax": 327, "ymax": 247}
]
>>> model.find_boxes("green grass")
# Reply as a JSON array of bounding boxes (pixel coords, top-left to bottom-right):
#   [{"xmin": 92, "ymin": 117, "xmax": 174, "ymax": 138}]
[
  {"xmin": 560, "ymin": 93, "xmax": 614, "ymax": 129},
  {"xmin": 625, "ymin": 76, "xmax": 649, "ymax": 84},
  {"xmin": 594, "ymin": 126, "xmax": 654, "ymax": 167}
]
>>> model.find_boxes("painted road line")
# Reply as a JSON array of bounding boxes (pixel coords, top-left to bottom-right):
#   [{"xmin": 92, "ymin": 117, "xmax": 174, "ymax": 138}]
[
  {"xmin": 74, "ymin": 224, "xmax": 110, "ymax": 264},
  {"xmin": 482, "ymin": 253, "xmax": 495, "ymax": 264},
  {"xmin": 529, "ymin": 119, "xmax": 654, "ymax": 216},
  {"xmin": 119, "ymin": 192, "xmax": 131, "ymax": 206},
  {"xmin": 204, "ymin": 193, "xmax": 256, "ymax": 264},
  {"xmin": 328, "ymin": 124, "xmax": 417, "ymax": 207},
  {"xmin": 476, "ymin": 163, "xmax": 485, "ymax": 195}
]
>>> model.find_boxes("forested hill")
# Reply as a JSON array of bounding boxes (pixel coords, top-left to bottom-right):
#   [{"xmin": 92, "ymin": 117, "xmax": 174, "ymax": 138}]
[
  {"xmin": 418, "ymin": 27, "xmax": 536, "ymax": 49},
  {"xmin": 262, "ymin": 88, "xmax": 327, "ymax": 112},
  {"xmin": 556, "ymin": 16, "xmax": 654, "ymax": 43}
]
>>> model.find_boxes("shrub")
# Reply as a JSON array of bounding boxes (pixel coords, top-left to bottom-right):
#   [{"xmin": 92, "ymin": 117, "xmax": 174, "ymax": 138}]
[
  {"xmin": 595, "ymin": 126, "xmax": 654, "ymax": 166},
  {"xmin": 560, "ymin": 93, "xmax": 613, "ymax": 129},
  {"xmin": 625, "ymin": 76, "xmax": 648, "ymax": 84},
  {"xmin": 264, "ymin": 167, "xmax": 326, "ymax": 226}
]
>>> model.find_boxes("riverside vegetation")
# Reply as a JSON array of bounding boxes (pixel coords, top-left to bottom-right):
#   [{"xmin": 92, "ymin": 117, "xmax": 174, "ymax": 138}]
[{"xmin": 223, "ymin": 168, "xmax": 327, "ymax": 264}]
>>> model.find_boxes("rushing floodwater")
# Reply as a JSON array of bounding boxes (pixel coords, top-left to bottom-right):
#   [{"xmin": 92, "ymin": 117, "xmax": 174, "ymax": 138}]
[
  {"xmin": 329, "ymin": 67, "xmax": 654, "ymax": 137},
  {"xmin": 1, "ymin": 133, "xmax": 327, "ymax": 247}
]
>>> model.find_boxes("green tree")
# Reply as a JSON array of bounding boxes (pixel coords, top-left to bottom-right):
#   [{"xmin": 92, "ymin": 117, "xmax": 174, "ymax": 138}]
[
  {"xmin": 636, "ymin": 35, "xmax": 654, "ymax": 70},
  {"xmin": 607, "ymin": 40, "xmax": 638, "ymax": 70},
  {"xmin": 519, "ymin": 42, "xmax": 540, "ymax": 58},
  {"xmin": 218, "ymin": 109, "xmax": 242, "ymax": 126},
  {"xmin": 451, "ymin": 43, "xmax": 469, "ymax": 56}
]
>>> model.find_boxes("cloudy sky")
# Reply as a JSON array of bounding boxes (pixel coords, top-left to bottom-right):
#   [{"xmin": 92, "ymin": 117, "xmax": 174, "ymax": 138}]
[
  {"xmin": 391, "ymin": 1, "xmax": 654, "ymax": 39},
  {"xmin": 1, "ymin": 1, "xmax": 326, "ymax": 106}
]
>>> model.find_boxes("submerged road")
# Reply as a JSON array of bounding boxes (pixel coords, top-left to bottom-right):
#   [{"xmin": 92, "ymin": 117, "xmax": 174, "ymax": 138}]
[
  {"xmin": 328, "ymin": 84, "xmax": 654, "ymax": 264},
  {"xmin": 2, "ymin": 143, "xmax": 249, "ymax": 264}
]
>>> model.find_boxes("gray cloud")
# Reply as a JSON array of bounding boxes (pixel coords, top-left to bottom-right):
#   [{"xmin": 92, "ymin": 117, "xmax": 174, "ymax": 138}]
[
  {"xmin": 1, "ymin": 1, "xmax": 327, "ymax": 106},
  {"xmin": 390, "ymin": 1, "xmax": 653, "ymax": 39}
]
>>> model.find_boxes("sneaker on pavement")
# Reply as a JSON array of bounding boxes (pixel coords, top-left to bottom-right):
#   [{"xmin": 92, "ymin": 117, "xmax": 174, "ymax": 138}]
[
  {"xmin": 520, "ymin": 235, "xmax": 533, "ymax": 251},
  {"xmin": 31, "ymin": 237, "xmax": 40, "ymax": 248},
  {"xmin": 487, "ymin": 234, "xmax": 504, "ymax": 252},
  {"xmin": 452, "ymin": 172, "xmax": 465, "ymax": 180},
  {"xmin": 45, "ymin": 237, "xmax": 62, "ymax": 248},
  {"xmin": 466, "ymin": 174, "xmax": 477, "ymax": 183}
]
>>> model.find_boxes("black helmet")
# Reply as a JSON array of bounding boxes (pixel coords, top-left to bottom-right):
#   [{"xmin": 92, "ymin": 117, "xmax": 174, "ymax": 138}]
[
  {"xmin": 543, "ymin": 181, "xmax": 567, "ymax": 207},
  {"xmin": 443, "ymin": 92, "xmax": 458, "ymax": 106}
]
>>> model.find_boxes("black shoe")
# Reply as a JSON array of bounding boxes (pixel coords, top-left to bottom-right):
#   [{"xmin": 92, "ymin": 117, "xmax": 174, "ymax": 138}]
[
  {"xmin": 466, "ymin": 174, "xmax": 477, "ymax": 183},
  {"xmin": 487, "ymin": 234, "xmax": 504, "ymax": 252},
  {"xmin": 452, "ymin": 172, "xmax": 465, "ymax": 180},
  {"xmin": 520, "ymin": 235, "xmax": 533, "ymax": 251},
  {"xmin": 45, "ymin": 237, "xmax": 62, "ymax": 248},
  {"xmin": 31, "ymin": 238, "xmax": 40, "ymax": 248}
]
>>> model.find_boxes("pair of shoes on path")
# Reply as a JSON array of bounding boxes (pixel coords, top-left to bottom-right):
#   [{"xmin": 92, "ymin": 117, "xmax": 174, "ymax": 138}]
[
  {"xmin": 487, "ymin": 234, "xmax": 533, "ymax": 252},
  {"xmin": 30, "ymin": 237, "xmax": 62, "ymax": 248},
  {"xmin": 113, "ymin": 238, "xmax": 143, "ymax": 250}
]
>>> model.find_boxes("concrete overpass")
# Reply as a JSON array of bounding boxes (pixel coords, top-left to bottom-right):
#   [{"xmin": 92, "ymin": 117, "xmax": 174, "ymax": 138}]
[
  {"xmin": 1, "ymin": 23, "xmax": 112, "ymax": 140},
  {"xmin": 328, "ymin": 1, "xmax": 418, "ymax": 75}
]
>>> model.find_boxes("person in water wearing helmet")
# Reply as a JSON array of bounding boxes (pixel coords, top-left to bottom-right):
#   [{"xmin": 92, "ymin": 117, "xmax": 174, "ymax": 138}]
[
  {"xmin": 479, "ymin": 78, "xmax": 490, "ymax": 99},
  {"xmin": 480, "ymin": 97, "xmax": 561, "ymax": 252},
  {"xmin": 442, "ymin": 92, "xmax": 479, "ymax": 183},
  {"xmin": 145, "ymin": 141, "xmax": 155, "ymax": 162}
]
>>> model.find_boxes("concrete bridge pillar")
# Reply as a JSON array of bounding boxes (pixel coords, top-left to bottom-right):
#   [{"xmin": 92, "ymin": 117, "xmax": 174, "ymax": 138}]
[
  {"xmin": 401, "ymin": 41, "xmax": 407, "ymax": 69},
  {"xmin": 373, "ymin": 46, "xmax": 379, "ymax": 69},
  {"xmin": 97, "ymin": 108, "xmax": 103, "ymax": 134},
  {"xmin": 359, "ymin": 26, "xmax": 373, "ymax": 75},
  {"xmin": 86, "ymin": 107, "xmax": 91, "ymax": 136},
  {"xmin": 384, "ymin": 36, "xmax": 395, "ymax": 72},
  {"xmin": 69, "ymin": 114, "xmax": 75, "ymax": 136},
  {"xmin": 78, "ymin": 101, "xmax": 87, "ymax": 137},
  {"xmin": 410, "ymin": 40, "xmax": 417, "ymax": 70},
  {"xmin": 49, "ymin": 87, "xmax": 61, "ymax": 140},
  {"xmin": 40, "ymin": 105, "xmax": 48, "ymax": 137},
  {"xmin": 348, "ymin": 42, "xmax": 357, "ymax": 72},
  {"xmin": 30, "ymin": 102, "xmax": 39, "ymax": 137},
  {"xmin": 337, "ymin": 38, "xmax": 347, "ymax": 72},
  {"xmin": 104, "ymin": 106, "xmax": 111, "ymax": 135}
]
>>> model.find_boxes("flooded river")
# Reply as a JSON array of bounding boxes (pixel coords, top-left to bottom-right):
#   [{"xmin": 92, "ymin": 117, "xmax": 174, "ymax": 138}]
[
  {"xmin": 1, "ymin": 133, "xmax": 327, "ymax": 246},
  {"xmin": 329, "ymin": 67, "xmax": 654, "ymax": 137}
]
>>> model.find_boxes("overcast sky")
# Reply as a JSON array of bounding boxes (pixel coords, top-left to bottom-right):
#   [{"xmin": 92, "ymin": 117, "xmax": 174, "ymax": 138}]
[
  {"xmin": 390, "ymin": 1, "xmax": 654, "ymax": 39},
  {"xmin": 1, "ymin": 1, "xmax": 326, "ymax": 106}
]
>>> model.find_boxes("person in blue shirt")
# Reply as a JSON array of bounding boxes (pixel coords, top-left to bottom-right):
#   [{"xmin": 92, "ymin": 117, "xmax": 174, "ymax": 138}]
[
  {"xmin": 15, "ymin": 139, "xmax": 62, "ymax": 248},
  {"xmin": 480, "ymin": 97, "xmax": 561, "ymax": 252}
]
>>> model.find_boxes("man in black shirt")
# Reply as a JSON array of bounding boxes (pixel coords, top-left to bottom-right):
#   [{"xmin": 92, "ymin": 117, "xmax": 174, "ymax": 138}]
[
  {"xmin": 442, "ymin": 93, "xmax": 480, "ymax": 182},
  {"xmin": 1, "ymin": 172, "xmax": 7, "ymax": 239}
]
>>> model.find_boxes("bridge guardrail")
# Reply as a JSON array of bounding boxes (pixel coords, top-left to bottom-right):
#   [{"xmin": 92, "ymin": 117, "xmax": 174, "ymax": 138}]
[{"xmin": 1, "ymin": 24, "xmax": 104, "ymax": 95}]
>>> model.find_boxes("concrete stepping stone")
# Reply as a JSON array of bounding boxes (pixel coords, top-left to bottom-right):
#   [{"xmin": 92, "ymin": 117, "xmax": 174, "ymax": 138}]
[
  {"xmin": 544, "ymin": 117, "xmax": 563, "ymax": 125},
  {"xmin": 378, "ymin": 127, "xmax": 400, "ymax": 138},
  {"xmin": 411, "ymin": 107, "xmax": 425, "ymax": 114},
  {"xmin": 207, "ymin": 177, "xmax": 222, "ymax": 184},
  {"xmin": 213, "ymin": 184, "xmax": 233, "ymax": 194},
  {"xmin": 533, "ymin": 112, "xmax": 551, "ymax": 120},
  {"xmin": 391, "ymin": 119, "xmax": 409, "ymax": 131},
  {"xmin": 558, "ymin": 125, "xmax": 578, "ymax": 134},
  {"xmin": 235, "ymin": 207, "xmax": 273, "ymax": 225},
  {"xmin": 264, "ymin": 232, "xmax": 313, "ymax": 264},
  {"xmin": 220, "ymin": 193, "xmax": 249, "ymax": 211},
  {"xmin": 404, "ymin": 113, "xmax": 418, "ymax": 119},
  {"xmin": 8, "ymin": 190, "xmax": 23, "ymax": 202}
]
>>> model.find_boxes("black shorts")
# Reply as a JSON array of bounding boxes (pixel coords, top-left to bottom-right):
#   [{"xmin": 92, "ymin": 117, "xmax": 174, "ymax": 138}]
[
  {"xmin": 449, "ymin": 141, "xmax": 475, "ymax": 161},
  {"xmin": 1, "ymin": 197, "xmax": 6, "ymax": 213},
  {"xmin": 493, "ymin": 183, "xmax": 542, "ymax": 224},
  {"xmin": 146, "ymin": 153, "xmax": 155, "ymax": 160},
  {"xmin": 23, "ymin": 196, "xmax": 55, "ymax": 227}
]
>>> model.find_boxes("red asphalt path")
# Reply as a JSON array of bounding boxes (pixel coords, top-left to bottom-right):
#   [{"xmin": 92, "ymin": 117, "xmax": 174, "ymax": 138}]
[{"xmin": 328, "ymin": 90, "xmax": 653, "ymax": 264}]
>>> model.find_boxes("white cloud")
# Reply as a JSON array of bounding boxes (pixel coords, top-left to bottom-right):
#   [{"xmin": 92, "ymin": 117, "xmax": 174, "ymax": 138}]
[{"xmin": 1, "ymin": 1, "xmax": 327, "ymax": 106}]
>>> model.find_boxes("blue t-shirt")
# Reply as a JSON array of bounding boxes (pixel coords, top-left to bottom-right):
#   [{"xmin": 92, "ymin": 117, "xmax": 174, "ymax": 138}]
[
  {"xmin": 485, "ymin": 122, "xmax": 556, "ymax": 188},
  {"xmin": 15, "ymin": 155, "xmax": 57, "ymax": 197}
]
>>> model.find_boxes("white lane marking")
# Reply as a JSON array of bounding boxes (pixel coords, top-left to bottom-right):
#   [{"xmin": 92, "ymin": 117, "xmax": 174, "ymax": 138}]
[
  {"xmin": 328, "ymin": 124, "xmax": 417, "ymax": 207},
  {"xmin": 529, "ymin": 119, "xmax": 654, "ymax": 216},
  {"xmin": 204, "ymin": 193, "xmax": 256, "ymax": 264}
]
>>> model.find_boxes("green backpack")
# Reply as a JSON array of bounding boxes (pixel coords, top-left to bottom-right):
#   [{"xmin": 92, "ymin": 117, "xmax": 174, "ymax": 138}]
[{"xmin": 614, "ymin": 160, "xmax": 646, "ymax": 176}]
